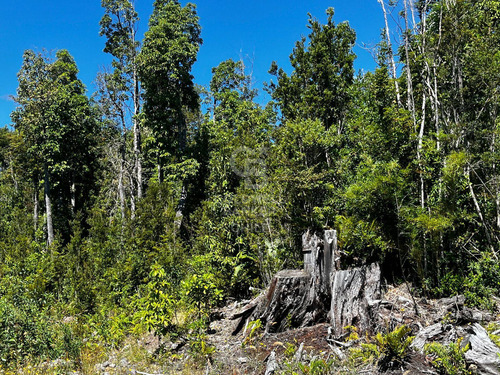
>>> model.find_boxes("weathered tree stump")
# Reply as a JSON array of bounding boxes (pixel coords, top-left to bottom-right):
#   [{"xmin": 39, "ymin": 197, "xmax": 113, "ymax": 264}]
[
  {"xmin": 329, "ymin": 262, "xmax": 381, "ymax": 337},
  {"xmin": 303, "ymin": 229, "xmax": 338, "ymax": 295},
  {"xmin": 251, "ymin": 269, "xmax": 328, "ymax": 333},
  {"xmin": 232, "ymin": 230, "xmax": 381, "ymax": 336}
]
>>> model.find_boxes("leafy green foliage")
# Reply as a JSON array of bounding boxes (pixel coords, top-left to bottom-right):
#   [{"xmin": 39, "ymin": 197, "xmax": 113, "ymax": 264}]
[
  {"xmin": 297, "ymin": 358, "xmax": 334, "ymax": 375},
  {"xmin": 463, "ymin": 253, "xmax": 500, "ymax": 311},
  {"xmin": 131, "ymin": 264, "xmax": 177, "ymax": 338},
  {"xmin": 425, "ymin": 338, "xmax": 470, "ymax": 375},
  {"xmin": 374, "ymin": 325, "xmax": 414, "ymax": 370},
  {"xmin": 181, "ymin": 266, "xmax": 223, "ymax": 315},
  {"xmin": 3, "ymin": 1, "xmax": 500, "ymax": 371},
  {"xmin": 11, "ymin": 49, "xmax": 99, "ymax": 243},
  {"xmin": 269, "ymin": 8, "xmax": 356, "ymax": 129},
  {"xmin": 0, "ymin": 295, "xmax": 81, "ymax": 367},
  {"xmin": 241, "ymin": 319, "xmax": 262, "ymax": 348},
  {"xmin": 138, "ymin": 0, "xmax": 202, "ymax": 170}
]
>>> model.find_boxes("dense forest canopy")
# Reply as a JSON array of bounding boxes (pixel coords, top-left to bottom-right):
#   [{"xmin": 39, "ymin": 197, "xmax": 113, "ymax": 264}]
[{"xmin": 1, "ymin": 0, "xmax": 500, "ymax": 368}]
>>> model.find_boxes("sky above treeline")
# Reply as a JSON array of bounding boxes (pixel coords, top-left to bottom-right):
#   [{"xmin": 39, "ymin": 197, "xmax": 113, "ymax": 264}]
[{"xmin": 0, "ymin": 0, "xmax": 388, "ymax": 128}]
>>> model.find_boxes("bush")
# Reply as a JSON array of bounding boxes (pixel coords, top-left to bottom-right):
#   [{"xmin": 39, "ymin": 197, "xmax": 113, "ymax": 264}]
[
  {"xmin": 463, "ymin": 253, "xmax": 500, "ymax": 311},
  {"xmin": 424, "ymin": 338, "xmax": 470, "ymax": 375},
  {"xmin": 0, "ymin": 295, "xmax": 80, "ymax": 367},
  {"xmin": 181, "ymin": 256, "xmax": 223, "ymax": 318},
  {"xmin": 131, "ymin": 263, "xmax": 178, "ymax": 338},
  {"xmin": 374, "ymin": 325, "xmax": 414, "ymax": 370}
]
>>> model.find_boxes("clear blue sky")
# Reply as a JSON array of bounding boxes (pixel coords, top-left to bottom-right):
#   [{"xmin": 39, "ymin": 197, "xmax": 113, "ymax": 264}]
[{"xmin": 0, "ymin": 1, "xmax": 387, "ymax": 128}]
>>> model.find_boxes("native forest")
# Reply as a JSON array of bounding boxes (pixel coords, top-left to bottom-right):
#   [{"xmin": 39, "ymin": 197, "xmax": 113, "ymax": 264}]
[{"xmin": 1, "ymin": 0, "xmax": 500, "ymax": 374}]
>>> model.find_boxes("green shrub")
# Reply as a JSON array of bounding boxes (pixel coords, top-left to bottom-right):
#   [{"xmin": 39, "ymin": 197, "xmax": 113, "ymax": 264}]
[
  {"xmin": 424, "ymin": 338, "xmax": 470, "ymax": 375},
  {"xmin": 375, "ymin": 325, "xmax": 414, "ymax": 370},
  {"xmin": 349, "ymin": 342, "xmax": 380, "ymax": 364},
  {"xmin": 187, "ymin": 317, "xmax": 216, "ymax": 362},
  {"xmin": 131, "ymin": 263, "xmax": 177, "ymax": 338},
  {"xmin": 181, "ymin": 263, "xmax": 223, "ymax": 318},
  {"xmin": 487, "ymin": 322, "xmax": 500, "ymax": 349},
  {"xmin": 297, "ymin": 358, "xmax": 334, "ymax": 375},
  {"xmin": 0, "ymin": 296, "xmax": 69, "ymax": 366},
  {"xmin": 463, "ymin": 253, "xmax": 500, "ymax": 311},
  {"xmin": 241, "ymin": 319, "xmax": 262, "ymax": 348}
]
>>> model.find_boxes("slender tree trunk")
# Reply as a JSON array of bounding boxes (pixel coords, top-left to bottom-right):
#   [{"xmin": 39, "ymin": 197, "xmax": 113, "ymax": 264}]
[
  {"xmin": 467, "ymin": 164, "xmax": 497, "ymax": 258},
  {"xmin": 132, "ymin": 27, "xmax": 142, "ymax": 201},
  {"xmin": 175, "ymin": 184, "xmax": 187, "ymax": 230},
  {"xmin": 410, "ymin": 0, "xmax": 430, "ymax": 276},
  {"xmin": 33, "ymin": 183, "xmax": 39, "ymax": 232},
  {"xmin": 492, "ymin": 124, "xmax": 500, "ymax": 231},
  {"xmin": 496, "ymin": 173, "xmax": 500, "ymax": 231},
  {"xmin": 119, "ymin": 112, "xmax": 127, "ymax": 221},
  {"xmin": 70, "ymin": 178, "xmax": 76, "ymax": 214},
  {"xmin": 415, "ymin": 0, "xmax": 427, "ymax": 211},
  {"xmin": 174, "ymin": 117, "xmax": 188, "ymax": 228},
  {"xmin": 118, "ymin": 156, "xmax": 126, "ymax": 220},
  {"xmin": 378, "ymin": 0, "xmax": 402, "ymax": 107},
  {"xmin": 133, "ymin": 70, "xmax": 142, "ymax": 200},
  {"xmin": 129, "ymin": 173, "xmax": 136, "ymax": 221},
  {"xmin": 157, "ymin": 152, "xmax": 163, "ymax": 184},
  {"xmin": 408, "ymin": 0, "xmax": 417, "ymax": 29},
  {"xmin": 44, "ymin": 163, "xmax": 54, "ymax": 246},
  {"xmin": 403, "ymin": 0, "xmax": 417, "ymax": 128},
  {"xmin": 418, "ymin": 92, "xmax": 428, "ymax": 276}
]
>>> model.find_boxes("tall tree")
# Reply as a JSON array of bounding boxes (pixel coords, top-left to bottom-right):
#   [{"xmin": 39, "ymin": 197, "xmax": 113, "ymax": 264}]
[
  {"xmin": 11, "ymin": 50, "xmax": 98, "ymax": 245},
  {"xmin": 268, "ymin": 8, "xmax": 356, "ymax": 131},
  {"xmin": 265, "ymin": 8, "xmax": 357, "ymax": 249},
  {"xmin": 138, "ymin": 0, "xmax": 202, "ymax": 181},
  {"xmin": 100, "ymin": 0, "xmax": 143, "ymax": 216}
]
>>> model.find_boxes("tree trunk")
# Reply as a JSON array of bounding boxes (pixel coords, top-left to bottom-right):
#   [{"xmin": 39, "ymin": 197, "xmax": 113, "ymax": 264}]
[
  {"xmin": 234, "ymin": 230, "xmax": 337, "ymax": 333},
  {"xmin": 44, "ymin": 163, "xmax": 54, "ymax": 246},
  {"xmin": 256, "ymin": 269, "xmax": 325, "ymax": 333},
  {"xmin": 118, "ymin": 114, "xmax": 127, "ymax": 221},
  {"xmin": 129, "ymin": 172, "xmax": 136, "ymax": 221},
  {"xmin": 33, "ymin": 184, "xmax": 39, "ymax": 232},
  {"xmin": 378, "ymin": 0, "xmax": 402, "ymax": 107},
  {"xmin": 70, "ymin": 179, "xmax": 76, "ymax": 214},
  {"xmin": 118, "ymin": 157, "xmax": 126, "ymax": 220},
  {"xmin": 467, "ymin": 164, "xmax": 496, "ymax": 258},
  {"xmin": 175, "ymin": 184, "xmax": 187, "ymax": 230},
  {"xmin": 404, "ymin": 0, "xmax": 417, "ymax": 127},
  {"xmin": 133, "ymin": 66, "xmax": 142, "ymax": 200},
  {"xmin": 157, "ymin": 155, "xmax": 163, "ymax": 184}
]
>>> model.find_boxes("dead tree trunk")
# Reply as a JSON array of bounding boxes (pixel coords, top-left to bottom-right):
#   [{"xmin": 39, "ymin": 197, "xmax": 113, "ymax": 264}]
[
  {"xmin": 378, "ymin": 0, "xmax": 402, "ymax": 107},
  {"xmin": 44, "ymin": 163, "xmax": 54, "ymax": 246},
  {"xmin": 464, "ymin": 324, "xmax": 500, "ymax": 375}
]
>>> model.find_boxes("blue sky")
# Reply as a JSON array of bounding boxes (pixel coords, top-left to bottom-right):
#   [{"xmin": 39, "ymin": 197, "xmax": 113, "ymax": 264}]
[{"xmin": 1, "ymin": 1, "xmax": 387, "ymax": 128}]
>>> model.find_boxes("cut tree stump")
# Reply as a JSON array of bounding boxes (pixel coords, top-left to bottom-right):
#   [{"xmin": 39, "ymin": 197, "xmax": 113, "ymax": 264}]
[
  {"xmin": 232, "ymin": 230, "xmax": 381, "ymax": 336},
  {"xmin": 329, "ymin": 262, "xmax": 381, "ymax": 337},
  {"xmin": 251, "ymin": 269, "xmax": 328, "ymax": 333}
]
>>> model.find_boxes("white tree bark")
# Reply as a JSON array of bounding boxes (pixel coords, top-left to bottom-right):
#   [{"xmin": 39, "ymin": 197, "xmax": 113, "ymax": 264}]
[{"xmin": 44, "ymin": 163, "xmax": 54, "ymax": 246}]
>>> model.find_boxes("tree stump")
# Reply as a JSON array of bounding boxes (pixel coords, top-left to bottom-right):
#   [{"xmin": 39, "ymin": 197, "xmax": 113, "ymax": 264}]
[
  {"xmin": 329, "ymin": 262, "xmax": 381, "ymax": 337},
  {"xmin": 250, "ymin": 269, "xmax": 328, "ymax": 333},
  {"xmin": 232, "ymin": 230, "xmax": 381, "ymax": 336}
]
